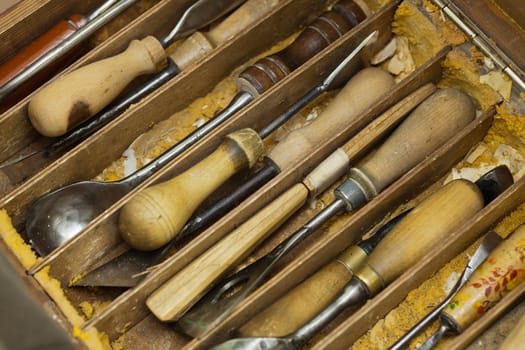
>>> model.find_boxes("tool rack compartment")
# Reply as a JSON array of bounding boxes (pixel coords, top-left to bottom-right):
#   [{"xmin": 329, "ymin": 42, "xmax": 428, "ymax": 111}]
[{"xmin": 0, "ymin": 0, "xmax": 524, "ymax": 349}]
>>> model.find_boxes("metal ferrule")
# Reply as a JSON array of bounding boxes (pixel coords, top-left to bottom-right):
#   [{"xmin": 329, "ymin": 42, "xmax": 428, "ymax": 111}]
[
  {"xmin": 354, "ymin": 263, "xmax": 384, "ymax": 296},
  {"xmin": 336, "ymin": 245, "xmax": 367, "ymax": 274},
  {"xmin": 335, "ymin": 168, "xmax": 377, "ymax": 211}
]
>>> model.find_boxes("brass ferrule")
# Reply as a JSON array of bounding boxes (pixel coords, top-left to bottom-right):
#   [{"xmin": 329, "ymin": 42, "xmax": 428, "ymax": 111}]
[
  {"xmin": 336, "ymin": 245, "xmax": 368, "ymax": 273},
  {"xmin": 354, "ymin": 263, "xmax": 384, "ymax": 296}
]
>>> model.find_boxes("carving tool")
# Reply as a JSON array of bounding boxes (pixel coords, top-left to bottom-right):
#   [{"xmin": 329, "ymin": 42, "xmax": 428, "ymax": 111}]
[
  {"xmin": 0, "ymin": 0, "xmax": 122, "ymax": 109},
  {"xmin": 23, "ymin": 1, "xmax": 369, "ymax": 257},
  {"xmin": 419, "ymin": 223, "xmax": 525, "ymax": 350},
  {"xmin": 27, "ymin": 0, "xmax": 368, "ymax": 137},
  {"xmin": 389, "ymin": 164, "xmax": 516, "ymax": 349},
  {"xmin": 0, "ymin": 0, "xmax": 140, "ymax": 103},
  {"xmin": 27, "ymin": 0, "xmax": 248, "ymax": 137},
  {"xmin": 74, "ymin": 33, "xmax": 393, "ymax": 288},
  {"xmin": 120, "ymin": 65, "xmax": 394, "ymax": 252},
  {"xmin": 210, "ymin": 166, "xmax": 512, "ymax": 350},
  {"xmin": 145, "ymin": 87, "xmax": 475, "ymax": 323}
]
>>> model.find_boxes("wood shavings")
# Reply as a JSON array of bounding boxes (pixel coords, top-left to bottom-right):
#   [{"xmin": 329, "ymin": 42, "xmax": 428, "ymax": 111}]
[
  {"xmin": 385, "ymin": 36, "xmax": 415, "ymax": 79},
  {"xmin": 480, "ymin": 71, "xmax": 513, "ymax": 101}
]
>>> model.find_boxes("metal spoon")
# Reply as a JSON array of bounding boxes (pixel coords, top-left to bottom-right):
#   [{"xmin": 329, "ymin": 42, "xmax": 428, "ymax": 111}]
[{"xmin": 24, "ymin": 95, "xmax": 248, "ymax": 257}]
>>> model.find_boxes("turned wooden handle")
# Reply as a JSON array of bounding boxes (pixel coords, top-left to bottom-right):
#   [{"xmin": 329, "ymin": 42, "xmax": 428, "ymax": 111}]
[
  {"xmin": 357, "ymin": 180, "xmax": 484, "ymax": 293},
  {"xmin": 442, "ymin": 225, "xmax": 525, "ymax": 333},
  {"xmin": 350, "ymin": 88, "xmax": 476, "ymax": 201},
  {"xmin": 170, "ymin": 0, "xmax": 280, "ymax": 69},
  {"xmin": 28, "ymin": 36, "xmax": 166, "ymax": 137},
  {"xmin": 240, "ymin": 246, "xmax": 363, "ymax": 337},
  {"xmin": 146, "ymin": 183, "xmax": 309, "ymax": 321},
  {"xmin": 119, "ymin": 128, "xmax": 264, "ymax": 251},
  {"xmin": 499, "ymin": 302, "xmax": 525, "ymax": 350},
  {"xmin": 237, "ymin": 0, "xmax": 369, "ymax": 96},
  {"xmin": 267, "ymin": 67, "xmax": 395, "ymax": 171}
]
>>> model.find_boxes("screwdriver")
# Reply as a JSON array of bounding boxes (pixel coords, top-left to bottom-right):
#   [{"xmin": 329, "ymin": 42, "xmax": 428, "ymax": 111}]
[
  {"xmin": 210, "ymin": 166, "xmax": 511, "ymax": 350},
  {"xmin": 27, "ymin": 0, "xmax": 250, "ymax": 137},
  {"xmin": 0, "ymin": 0, "xmax": 139, "ymax": 104},
  {"xmin": 119, "ymin": 63, "xmax": 394, "ymax": 252},
  {"xmin": 419, "ymin": 224, "xmax": 525, "ymax": 350},
  {"xmin": 144, "ymin": 87, "xmax": 475, "ymax": 323}
]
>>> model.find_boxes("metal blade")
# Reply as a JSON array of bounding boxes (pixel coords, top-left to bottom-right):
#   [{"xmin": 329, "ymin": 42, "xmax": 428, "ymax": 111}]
[
  {"xmin": 388, "ymin": 230, "xmax": 502, "ymax": 350},
  {"xmin": 162, "ymin": 0, "xmax": 247, "ymax": 46}
]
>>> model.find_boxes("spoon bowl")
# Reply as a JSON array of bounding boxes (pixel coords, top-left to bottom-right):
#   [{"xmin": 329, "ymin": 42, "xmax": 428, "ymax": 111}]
[{"xmin": 25, "ymin": 181, "xmax": 131, "ymax": 256}]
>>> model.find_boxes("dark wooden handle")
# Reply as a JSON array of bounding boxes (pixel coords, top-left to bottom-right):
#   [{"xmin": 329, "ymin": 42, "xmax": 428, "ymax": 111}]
[{"xmin": 237, "ymin": 0, "xmax": 368, "ymax": 95}]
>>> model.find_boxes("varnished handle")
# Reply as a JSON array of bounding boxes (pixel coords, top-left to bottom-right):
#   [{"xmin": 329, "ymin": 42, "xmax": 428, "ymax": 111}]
[
  {"xmin": 240, "ymin": 247, "xmax": 363, "ymax": 337},
  {"xmin": 27, "ymin": 36, "xmax": 166, "ymax": 136},
  {"xmin": 267, "ymin": 67, "xmax": 395, "ymax": 171},
  {"xmin": 119, "ymin": 128, "xmax": 264, "ymax": 251},
  {"xmin": 237, "ymin": 0, "xmax": 369, "ymax": 95},
  {"xmin": 442, "ymin": 225, "xmax": 525, "ymax": 333},
  {"xmin": 345, "ymin": 88, "xmax": 476, "ymax": 207},
  {"xmin": 169, "ymin": 0, "xmax": 280, "ymax": 69},
  {"xmin": 0, "ymin": 14, "xmax": 86, "ymax": 90},
  {"xmin": 356, "ymin": 180, "xmax": 484, "ymax": 294},
  {"xmin": 146, "ymin": 183, "xmax": 309, "ymax": 321}
]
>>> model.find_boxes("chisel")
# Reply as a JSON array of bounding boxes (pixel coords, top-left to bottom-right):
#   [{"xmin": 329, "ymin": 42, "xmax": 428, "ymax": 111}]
[
  {"xmin": 119, "ymin": 65, "xmax": 394, "ymax": 252},
  {"xmin": 145, "ymin": 87, "xmax": 476, "ymax": 323},
  {"xmin": 210, "ymin": 166, "xmax": 512, "ymax": 350},
  {"xmin": 419, "ymin": 223, "xmax": 525, "ymax": 350},
  {"xmin": 27, "ymin": 0, "xmax": 367, "ymax": 137},
  {"xmin": 172, "ymin": 84, "xmax": 436, "ymax": 335}
]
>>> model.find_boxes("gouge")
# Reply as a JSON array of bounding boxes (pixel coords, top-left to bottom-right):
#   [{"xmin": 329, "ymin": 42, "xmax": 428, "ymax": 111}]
[
  {"xmin": 28, "ymin": 0, "xmax": 368, "ymax": 137},
  {"xmin": 120, "ymin": 65, "xmax": 394, "ymax": 252},
  {"xmin": 0, "ymin": 0, "xmax": 139, "ymax": 103},
  {"xmin": 419, "ymin": 223, "xmax": 525, "ymax": 350},
  {"xmin": 24, "ymin": 0, "xmax": 365, "ymax": 256},
  {"xmin": 389, "ymin": 164, "xmax": 514, "ymax": 350},
  {"xmin": 173, "ymin": 84, "xmax": 436, "ymax": 336},
  {"xmin": 74, "ymin": 34, "xmax": 389, "ymax": 287},
  {"xmin": 26, "ymin": 0, "xmax": 249, "ymax": 136},
  {"xmin": 210, "ymin": 167, "xmax": 512, "ymax": 350},
  {"xmin": 145, "ymin": 87, "xmax": 475, "ymax": 323}
]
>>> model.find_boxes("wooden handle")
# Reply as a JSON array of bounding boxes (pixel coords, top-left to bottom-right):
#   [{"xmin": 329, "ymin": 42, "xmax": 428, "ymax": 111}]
[
  {"xmin": 350, "ymin": 88, "xmax": 476, "ymax": 200},
  {"xmin": 267, "ymin": 67, "xmax": 395, "ymax": 171},
  {"xmin": 169, "ymin": 0, "xmax": 281, "ymax": 70},
  {"xmin": 239, "ymin": 246, "xmax": 364, "ymax": 337},
  {"xmin": 146, "ymin": 183, "xmax": 309, "ymax": 321},
  {"xmin": 119, "ymin": 128, "xmax": 263, "ymax": 251},
  {"xmin": 499, "ymin": 304, "xmax": 525, "ymax": 350},
  {"xmin": 356, "ymin": 180, "xmax": 484, "ymax": 294},
  {"xmin": 237, "ymin": 0, "xmax": 368, "ymax": 95},
  {"xmin": 442, "ymin": 225, "xmax": 525, "ymax": 333},
  {"xmin": 0, "ymin": 14, "xmax": 86, "ymax": 88},
  {"xmin": 28, "ymin": 36, "xmax": 166, "ymax": 136}
]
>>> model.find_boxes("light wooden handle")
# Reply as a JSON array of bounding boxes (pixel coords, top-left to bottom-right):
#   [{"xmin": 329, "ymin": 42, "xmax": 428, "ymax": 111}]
[
  {"xmin": 169, "ymin": 0, "xmax": 280, "ymax": 69},
  {"xmin": 267, "ymin": 67, "xmax": 395, "ymax": 170},
  {"xmin": 356, "ymin": 180, "xmax": 484, "ymax": 294},
  {"xmin": 119, "ymin": 128, "xmax": 264, "ymax": 251},
  {"xmin": 499, "ymin": 304, "xmax": 525, "ymax": 350},
  {"xmin": 443, "ymin": 225, "xmax": 525, "ymax": 333},
  {"xmin": 351, "ymin": 88, "xmax": 476, "ymax": 200},
  {"xmin": 240, "ymin": 246, "xmax": 364, "ymax": 337},
  {"xmin": 28, "ymin": 36, "xmax": 166, "ymax": 137},
  {"xmin": 146, "ymin": 183, "xmax": 309, "ymax": 321}
]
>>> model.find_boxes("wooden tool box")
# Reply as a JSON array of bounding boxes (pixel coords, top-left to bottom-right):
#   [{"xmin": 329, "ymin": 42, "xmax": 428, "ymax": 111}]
[{"xmin": 0, "ymin": 0, "xmax": 524, "ymax": 349}]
